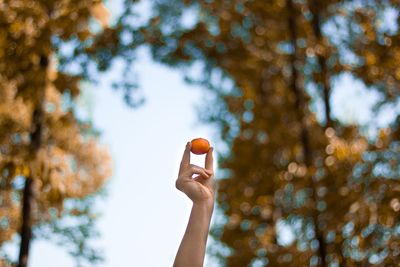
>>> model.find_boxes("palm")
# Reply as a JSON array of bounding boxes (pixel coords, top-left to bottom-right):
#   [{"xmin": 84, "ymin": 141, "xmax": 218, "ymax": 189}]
[{"xmin": 179, "ymin": 175, "xmax": 214, "ymax": 202}]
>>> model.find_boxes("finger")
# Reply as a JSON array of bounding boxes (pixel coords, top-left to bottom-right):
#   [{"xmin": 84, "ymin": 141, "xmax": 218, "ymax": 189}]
[
  {"xmin": 205, "ymin": 147, "xmax": 214, "ymax": 171},
  {"xmin": 179, "ymin": 142, "xmax": 191, "ymax": 175},
  {"xmin": 184, "ymin": 164, "xmax": 210, "ymax": 179},
  {"xmin": 193, "ymin": 175, "xmax": 208, "ymax": 183},
  {"xmin": 204, "ymin": 148, "xmax": 215, "ymax": 189},
  {"xmin": 194, "ymin": 175, "xmax": 217, "ymax": 192},
  {"xmin": 193, "ymin": 176, "xmax": 205, "ymax": 186}
]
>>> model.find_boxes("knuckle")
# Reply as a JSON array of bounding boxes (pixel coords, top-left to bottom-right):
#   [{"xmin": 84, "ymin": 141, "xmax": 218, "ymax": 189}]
[
  {"xmin": 190, "ymin": 166, "xmax": 197, "ymax": 172},
  {"xmin": 190, "ymin": 164, "xmax": 201, "ymax": 170},
  {"xmin": 175, "ymin": 180, "xmax": 182, "ymax": 190}
]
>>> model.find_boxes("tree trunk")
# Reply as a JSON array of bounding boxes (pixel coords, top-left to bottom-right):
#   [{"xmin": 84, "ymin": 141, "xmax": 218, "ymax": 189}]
[
  {"xmin": 17, "ymin": 178, "xmax": 34, "ymax": 267},
  {"xmin": 17, "ymin": 55, "xmax": 48, "ymax": 267},
  {"xmin": 309, "ymin": 0, "xmax": 332, "ymax": 128},
  {"xmin": 308, "ymin": 1, "xmax": 347, "ymax": 265},
  {"xmin": 286, "ymin": 1, "xmax": 327, "ymax": 266}
]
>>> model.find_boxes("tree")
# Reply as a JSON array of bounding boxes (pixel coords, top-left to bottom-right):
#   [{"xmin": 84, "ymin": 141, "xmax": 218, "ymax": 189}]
[
  {"xmin": 135, "ymin": 0, "xmax": 400, "ymax": 265},
  {"xmin": 0, "ymin": 0, "xmax": 142, "ymax": 266}
]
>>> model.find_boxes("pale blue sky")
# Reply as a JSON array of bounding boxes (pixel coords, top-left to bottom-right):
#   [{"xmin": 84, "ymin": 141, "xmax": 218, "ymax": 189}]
[
  {"xmin": 6, "ymin": 1, "xmax": 396, "ymax": 266},
  {"xmin": 29, "ymin": 46, "xmax": 218, "ymax": 267}
]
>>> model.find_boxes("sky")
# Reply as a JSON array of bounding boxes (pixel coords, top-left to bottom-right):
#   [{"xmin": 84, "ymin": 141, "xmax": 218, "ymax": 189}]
[
  {"xmin": 4, "ymin": 0, "xmax": 396, "ymax": 266},
  {"xmin": 29, "ymin": 45, "xmax": 218, "ymax": 267}
]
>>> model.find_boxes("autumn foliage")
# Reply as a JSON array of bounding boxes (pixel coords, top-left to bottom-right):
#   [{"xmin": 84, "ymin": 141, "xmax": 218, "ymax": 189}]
[
  {"xmin": 2, "ymin": 0, "xmax": 400, "ymax": 266},
  {"xmin": 138, "ymin": 0, "xmax": 400, "ymax": 266},
  {"xmin": 0, "ymin": 0, "xmax": 128, "ymax": 266}
]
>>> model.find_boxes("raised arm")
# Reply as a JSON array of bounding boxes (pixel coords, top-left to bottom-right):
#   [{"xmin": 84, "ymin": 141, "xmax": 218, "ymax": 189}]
[{"xmin": 174, "ymin": 142, "xmax": 216, "ymax": 267}]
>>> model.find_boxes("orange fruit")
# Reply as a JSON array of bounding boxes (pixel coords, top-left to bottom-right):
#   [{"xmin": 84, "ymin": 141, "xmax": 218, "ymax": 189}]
[{"xmin": 190, "ymin": 138, "xmax": 210, "ymax": 155}]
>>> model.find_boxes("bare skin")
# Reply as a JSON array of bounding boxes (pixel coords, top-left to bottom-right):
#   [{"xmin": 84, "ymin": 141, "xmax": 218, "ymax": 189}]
[{"xmin": 173, "ymin": 142, "xmax": 216, "ymax": 267}]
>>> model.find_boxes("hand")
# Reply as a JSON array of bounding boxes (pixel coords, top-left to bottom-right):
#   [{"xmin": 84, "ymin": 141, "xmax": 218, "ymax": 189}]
[{"xmin": 176, "ymin": 142, "xmax": 216, "ymax": 205}]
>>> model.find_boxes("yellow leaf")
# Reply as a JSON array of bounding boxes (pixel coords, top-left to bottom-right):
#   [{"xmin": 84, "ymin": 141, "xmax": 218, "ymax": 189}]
[{"xmin": 90, "ymin": 2, "xmax": 110, "ymax": 29}]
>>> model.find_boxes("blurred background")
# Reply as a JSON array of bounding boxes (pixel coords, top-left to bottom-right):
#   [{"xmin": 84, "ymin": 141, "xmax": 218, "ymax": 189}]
[{"xmin": 0, "ymin": 0, "xmax": 399, "ymax": 267}]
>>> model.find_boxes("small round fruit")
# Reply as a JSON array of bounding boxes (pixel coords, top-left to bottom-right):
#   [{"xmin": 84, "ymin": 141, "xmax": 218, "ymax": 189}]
[{"xmin": 190, "ymin": 138, "xmax": 210, "ymax": 155}]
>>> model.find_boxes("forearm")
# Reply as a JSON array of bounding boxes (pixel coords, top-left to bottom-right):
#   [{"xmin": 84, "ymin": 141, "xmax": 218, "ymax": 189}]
[{"xmin": 173, "ymin": 201, "xmax": 214, "ymax": 267}]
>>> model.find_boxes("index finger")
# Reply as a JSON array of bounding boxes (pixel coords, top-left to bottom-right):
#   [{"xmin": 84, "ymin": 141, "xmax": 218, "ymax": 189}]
[
  {"xmin": 179, "ymin": 142, "xmax": 191, "ymax": 175},
  {"xmin": 205, "ymin": 147, "xmax": 214, "ymax": 171}
]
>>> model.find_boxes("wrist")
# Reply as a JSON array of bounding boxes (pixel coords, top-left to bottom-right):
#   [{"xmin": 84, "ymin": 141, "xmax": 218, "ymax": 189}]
[{"xmin": 192, "ymin": 199, "xmax": 214, "ymax": 212}]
